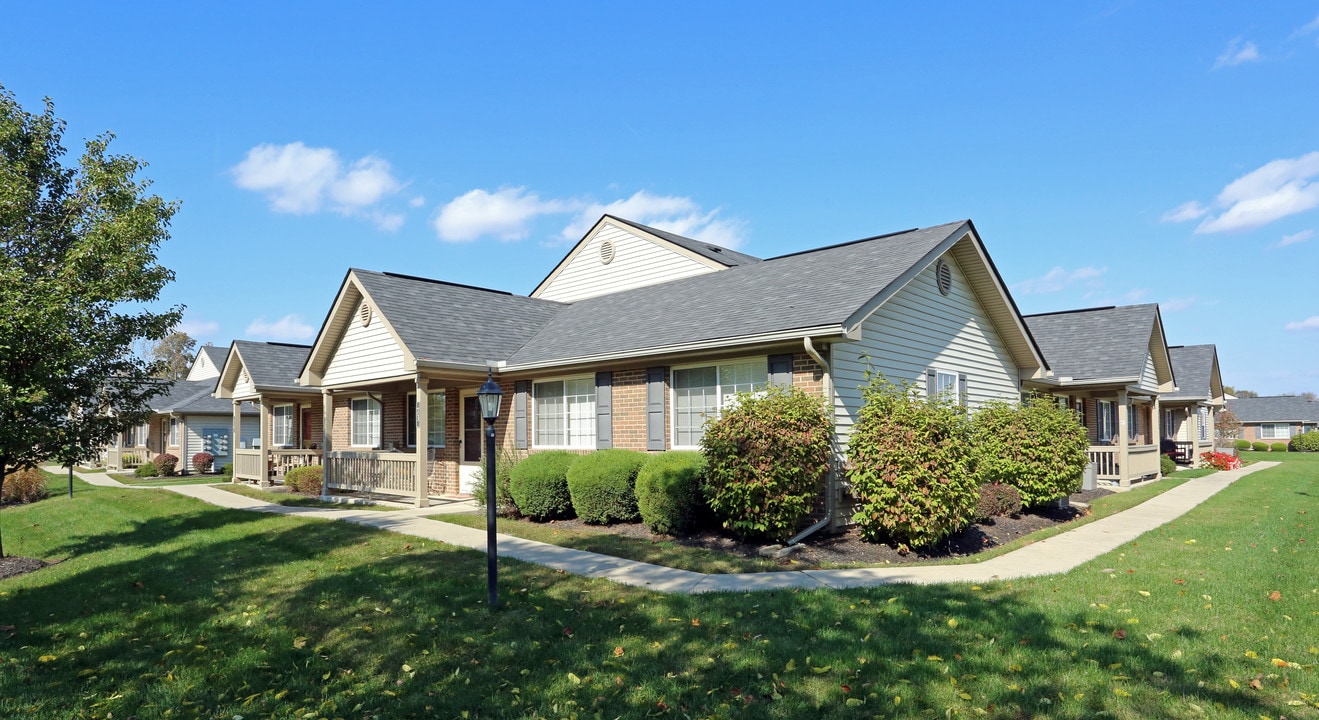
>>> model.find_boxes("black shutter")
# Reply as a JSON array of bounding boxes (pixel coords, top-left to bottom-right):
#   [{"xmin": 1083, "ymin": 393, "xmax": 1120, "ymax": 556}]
[
  {"xmin": 646, "ymin": 367, "xmax": 666, "ymax": 451},
  {"xmin": 926, "ymin": 368, "xmax": 938, "ymax": 400},
  {"xmin": 513, "ymin": 381, "xmax": 529, "ymax": 450},
  {"xmin": 768, "ymin": 354, "xmax": 793, "ymax": 387},
  {"xmin": 595, "ymin": 372, "xmax": 612, "ymax": 450}
]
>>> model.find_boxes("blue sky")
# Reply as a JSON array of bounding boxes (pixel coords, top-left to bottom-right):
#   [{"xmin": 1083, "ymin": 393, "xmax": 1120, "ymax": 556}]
[{"xmin": 4, "ymin": 2, "xmax": 1318, "ymax": 394}]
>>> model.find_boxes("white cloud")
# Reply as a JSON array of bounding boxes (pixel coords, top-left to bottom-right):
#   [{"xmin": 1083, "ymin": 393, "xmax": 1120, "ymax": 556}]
[
  {"xmin": 1012, "ymin": 266, "xmax": 1107, "ymax": 295},
  {"xmin": 433, "ymin": 187, "xmax": 567, "ymax": 242},
  {"xmin": 1166, "ymin": 151, "xmax": 1319, "ymax": 234},
  {"xmin": 409, "ymin": 195, "xmax": 426, "ymax": 208},
  {"xmin": 1284, "ymin": 316, "xmax": 1319, "ymax": 331},
  {"xmin": 1213, "ymin": 37, "xmax": 1260, "ymax": 69},
  {"xmin": 432, "ymin": 187, "xmax": 748, "ymax": 249},
  {"xmin": 232, "ymin": 142, "xmax": 405, "ymax": 230},
  {"xmin": 1161, "ymin": 200, "xmax": 1209, "ymax": 223},
  {"xmin": 1160, "ymin": 296, "xmax": 1198, "ymax": 312},
  {"xmin": 1293, "ymin": 14, "xmax": 1319, "ymax": 40},
  {"xmin": 177, "ymin": 318, "xmax": 220, "ymax": 338},
  {"xmin": 1277, "ymin": 229, "xmax": 1314, "ymax": 247},
  {"xmin": 245, "ymin": 314, "xmax": 316, "ymax": 342}
]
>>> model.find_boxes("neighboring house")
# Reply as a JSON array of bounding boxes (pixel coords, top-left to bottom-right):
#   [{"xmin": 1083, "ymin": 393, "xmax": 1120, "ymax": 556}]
[
  {"xmin": 1022, "ymin": 304, "xmax": 1177, "ymax": 486},
  {"xmin": 1161, "ymin": 345, "xmax": 1225, "ymax": 466},
  {"xmin": 1225, "ymin": 396, "xmax": 1319, "ymax": 444},
  {"xmin": 213, "ymin": 341, "xmax": 321, "ymax": 485},
  {"xmin": 102, "ymin": 346, "xmax": 260, "ymax": 472},
  {"xmin": 297, "ymin": 215, "xmax": 1049, "ymax": 517}
]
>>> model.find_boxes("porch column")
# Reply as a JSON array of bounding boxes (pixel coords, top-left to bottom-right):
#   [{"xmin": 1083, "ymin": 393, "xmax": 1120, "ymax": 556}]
[
  {"xmin": 415, "ymin": 376, "xmax": 430, "ymax": 508},
  {"xmin": 1152, "ymin": 395, "xmax": 1162, "ymax": 477},
  {"xmin": 1188, "ymin": 407, "xmax": 1201, "ymax": 468},
  {"xmin": 321, "ymin": 389, "xmax": 334, "ymax": 498},
  {"xmin": 258, "ymin": 399, "xmax": 271, "ymax": 488},
  {"xmin": 231, "ymin": 401, "xmax": 241, "ymax": 482},
  {"xmin": 1117, "ymin": 389, "xmax": 1131, "ymax": 488}
]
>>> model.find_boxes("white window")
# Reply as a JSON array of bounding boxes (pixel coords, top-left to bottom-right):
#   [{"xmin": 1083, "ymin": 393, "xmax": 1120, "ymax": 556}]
[
  {"xmin": 672, "ymin": 358, "xmax": 769, "ymax": 448},
  {"xmin": 1165, "ymin": 410, "xmax": 1176, "ymax": 439},
  {"xmin": 1097, "ymin": 400, "xmax": 1116, "ymax": 443},
  {"xmin": 1198, "ymin": 408, "xmax": 1209, "ymax": 441},
  {"xmin": 1260, "ymin": 423, "xmax": 1291, "ymax": 440},
  {"xmin": 935, "ymin": 369, "xmax": 960, "ymax": 404},
  {"xmin": 168, "ymin": 418, "xmax": 179, "ymax": 447},
  {"xmin": 406, "ymin": 391, "xmax": 447, "ymax": 447},
  {"xmin": 534, "ymin": 378, "xmax": 595, "ymax": 448},
  {"xmin": 350, "ymin": 397, "xmax": 381, "ymax": 447},
  {"xmin": 1128, "ymin": 405, "xmax": 1138, "ymax": 441},
  {"xmin": 272, "ymin": 405, "xmax": 294, "ymax": 447}
]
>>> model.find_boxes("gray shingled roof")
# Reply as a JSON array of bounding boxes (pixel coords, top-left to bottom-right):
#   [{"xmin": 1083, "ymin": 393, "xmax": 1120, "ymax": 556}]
[
  {"xmin": 608, "ymin": 215, "xmax": 762, "ymax": 268},
  {"xmin": 1022, "ymin": 305, "xmax": 1160, "ymax": 381},
  {"xmin": 353, "ymin": 270, "xmax": 568, "ymax": 366},
  {"xmin": 1226, "ymin": 396, "xmax": 1319, "ymax": 423},
  {"xmin": 233, "ymin": 341, "xmax": 312, "ymax": 391},
  {"xmin": 506, "ymin": 221, "xmax": 969, "ymax": 366},
  {"xmin": 150, "ymin": 379, "xmax": 257, "ymax": 416},
  {"xmin": 1165, "ymin": 345, "xmax": 1217, "ymax": 401},
  {"xmin": 197, "ymin": 345, "xmax": 228, "ymax": 369}
]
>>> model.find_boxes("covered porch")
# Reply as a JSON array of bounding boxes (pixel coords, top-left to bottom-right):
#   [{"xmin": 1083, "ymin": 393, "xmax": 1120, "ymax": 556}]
[
  {"xmin": 230, "ymin": 391, "xmax": 324, "ymax": 486},
  {"xmin": 1160, "ymin": 402, "xmax": 1213, "ymax": 468},
  {"xmin": 1053, "ymin": 388, "xmax": 1163, "ymax": 487}
]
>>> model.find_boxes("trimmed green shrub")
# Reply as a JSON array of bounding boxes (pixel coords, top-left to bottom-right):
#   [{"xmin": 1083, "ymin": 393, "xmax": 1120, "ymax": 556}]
[
  {"xmin": 848, "ymin": 378, "xmax": 977, "ymax": 550},
  {"xmin": 473, "ymin": 446, "xmax": 525, "ymax": 517},
  {"xmin": 970, "ymin": 396, "xmax": 1089, "ymax": 508},
  {"xmin": 1, "ymin": 467, "xmax": 49, "ymax": 504},
  {"xmin": 1234, "ymin": 439, "xmax": 1251, "ymax": 451},
  {"xmin": 221, "ymin": 463, "xmax": 233, "ymax": 479},
  {"xmin": 975, "ymin": 483, "xmax": 1022, "ymax": 521},
  {"xmin": 1291, "ymin": 431, "xmax": 1319, "ymax": 452},
  {"xmin": 1251, "ymin": 441, "xmax": 1269, "ymax": 452},
  {"xmin": 192, "ymin": 452, "xmax": 214, "ymax": 474},
  {"xmin": 566, "ymin": 449, "xmax": 647, "ymax": 524},
  {"xmin": 701, "ymin": 386, "xmax": 832, "ymax": 543},
  {"xmin": 155, "ymin": 453, "xmax": 179, "ymax": 476},
  {"xmin": 134, "ymin": 461, "xmax": 158, "ymax": 478},
  {"xmin": 1270, "ymin": 442, "xmax": 1289, "ymax": 453},
  {"xmin": 509, "ymin": 450, "xmax": 578, "ymax": 520},
  {"xmin": 636, "ymin": 451, "xmax": 708, "ymax": 535},
  {"xmin": 284, "ymin": 465, "xmax": 323, "ymax": 495},
  {"xmin": 1160, "ymin": 454, "xmax": 1176, "ymax": 477}
]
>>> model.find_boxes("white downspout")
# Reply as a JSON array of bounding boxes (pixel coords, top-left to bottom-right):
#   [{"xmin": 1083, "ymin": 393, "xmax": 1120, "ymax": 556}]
[{"xmin": 789, "ymin": 336, "xmax": 837, "ymax": 546}]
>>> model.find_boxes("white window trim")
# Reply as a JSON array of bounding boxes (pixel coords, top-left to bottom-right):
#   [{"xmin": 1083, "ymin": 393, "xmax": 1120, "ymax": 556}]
[
  {"xmin": 1260, "ymin": 423, "xmax": 1291, "ymax": 440},
  {"xmin": 669, "ymin": 357, "xmax": 770, "ymax": 451},
  {"xmin": 405, "ymin": 391, "xmax": 448, "ymax": 448},
  {"xmin": 934, "ymin": 368, "xmax": 960, "ymax": 405},
  {"xmin": 272, "ymin": 404, "xmax": 295, "ymax": 448},
  {"xmin": 349, "ymin": 396, "xmax": 382, "ymax": 448},
  {"xmin": 1127, "ymin": 405, "xmax": 1139, "ymax": 442},
  {"xmin": 168, "ymin": 417, "xmax": 179, "ymax": 447},
  {"xmin": 1097, "ymin": 400, "xmax": 1116, "ymax": 443},
  {"xmin": 532, "ymin": 374, "xmax": 597, "ymax": 449}
]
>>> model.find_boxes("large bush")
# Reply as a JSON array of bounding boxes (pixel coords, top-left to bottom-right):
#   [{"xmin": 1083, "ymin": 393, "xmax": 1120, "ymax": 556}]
[
  {"xmin": 700, "ymin": 386, "xmax": 832, "ymax": 543},
  {"xmin": 192, "ymin": 452, "xmax": 214, "ymax": 474},
  {"xmin": 1270, "ymin": 442, "xmax": 1289, "ymax": 453},
  {"xmin": 970, "ymin": 396, "xmax": 1089, "ymax": 508},
  {"xmin": 509, "ymin": 450, "xmax": 578, "ymax": 520},
  {"xmin": 847, "ymin": 378, "xmax": 977, "ymax": 550},
  {"xmin": 1, "ymin": 467, "xmax": 49, "ymax": 504},
  {"xmin": 154, "ymin": 453, "xmax": 179, "ymax": 476},
  {"xmin": 1292, "ymin": 431, "xmax": 1319, "ymax": 452},
  {"xmin": 134, "ymin": 461, "xmax": 158, "ymax": 479},
  {"xmin": 566, "ymin": 449, "xmax": 647, "ymax": 524},
  {"xmin": 473, "ymin": 446, "xmax": 525, "ymax": 517},
  {"xmin": 635, "ymin": 451, "xmax": 708, "ymax": 535},
  {"xmin": 284, "ymin": 465, "xmax": 323, "ymax": 495},
  {"xmin": 975, "ymin": 483, "xmax": 1022, "ymax": 521}
]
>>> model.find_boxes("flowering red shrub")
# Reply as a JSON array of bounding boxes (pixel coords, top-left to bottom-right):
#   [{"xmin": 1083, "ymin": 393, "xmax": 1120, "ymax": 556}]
[{"xmin": 1199, "ymin": 451, "xmax": 1241, "ymax": 471}]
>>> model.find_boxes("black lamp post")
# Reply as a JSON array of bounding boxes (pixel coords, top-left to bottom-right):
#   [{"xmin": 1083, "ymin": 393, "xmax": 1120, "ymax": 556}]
[{"xmin": 477, "ymin": 370, "xmax": 504, "ymax": 610}]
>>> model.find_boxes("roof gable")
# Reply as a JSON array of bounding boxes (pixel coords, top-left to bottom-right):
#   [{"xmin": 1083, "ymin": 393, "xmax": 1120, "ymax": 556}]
[
  {"xmin": 1023, "ymin": 304, "xmax": 1174, "ymax": 387},
  {"xmin": 1166, "ymin": 345, "xmax": 1223, "ymax": 402},
  {"xmin": 185, "ymin": 345, "xmax": 226, "ymax": 381},
  {"xmin": 217, "ymin": 341, "xmax": 314, "ymax": 398}
]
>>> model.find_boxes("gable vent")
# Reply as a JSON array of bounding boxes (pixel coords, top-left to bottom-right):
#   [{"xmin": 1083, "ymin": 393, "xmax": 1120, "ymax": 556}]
[
  {"xmin": 934, "ymin": 259, "xmax": 952, "ymax": 296},
  {"xmin": 599, "ymin": 239, "xmax": 615, "ymax": 265},
  {"xmin": 359, "ymin": 302, "xmax": 372, "ymax": 327}
]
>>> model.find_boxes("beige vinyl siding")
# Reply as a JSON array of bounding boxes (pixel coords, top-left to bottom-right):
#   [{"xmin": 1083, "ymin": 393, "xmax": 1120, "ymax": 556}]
[
  {"xmin": 1140, "ymin": 353, "xmax": 1159, "ymax": 392},
  {"xmin": 831, "ymin": 253, "xmax": 1021, "ymax": 452},
  {"xmin": 233, "ymin": 367, "xmax": 256, "ymax": 397},
  {"xmin": 535, "ymin": 223, "xmax": 717, "ymax": 302},
  {"xmin": 186, "ymin": 352, "xmax": 222, "ymax": 381},
  {"xmin": 322, "ymin": 306, "xmax": 406, "ymax": 385}
]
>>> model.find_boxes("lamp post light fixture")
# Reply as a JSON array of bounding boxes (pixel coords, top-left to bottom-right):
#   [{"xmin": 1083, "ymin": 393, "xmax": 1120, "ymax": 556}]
[{"xmin": 477, "ymin": 370, "xmax": 504, "ymax": 610}]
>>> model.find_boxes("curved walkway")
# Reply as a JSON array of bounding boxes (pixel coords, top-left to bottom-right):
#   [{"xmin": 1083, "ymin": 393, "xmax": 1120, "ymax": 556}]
[{"xmin": 51, "ymin": 463, "xmax": 1276, "ymax": 594}]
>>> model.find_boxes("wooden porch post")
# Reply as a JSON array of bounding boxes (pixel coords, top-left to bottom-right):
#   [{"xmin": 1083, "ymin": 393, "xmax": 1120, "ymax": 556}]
[
  {"xmin": 415, "ymin": 376, "xmax": 430, "ymax": 508},
  {"xmin": 1152, "ymin": 395, "xmax": 1162, "ymax": 477},
  {"xmin": 1117, "ymin": 389, "xmax": 1131, "ymax": 488},
  {"xmin": 231, "ymin": 400, "xmax": 241, "ymax": 483},
  {"xmin": 258, "ymin": 399, "xmax": 271, "ymax": 488},
  {"xmin": 321, "ymin": 390, "xmax": 334, "ymax": 498},
  {"xmin": 1188, "ymin": 407, "xmax": 1201, "ymax": 468}
]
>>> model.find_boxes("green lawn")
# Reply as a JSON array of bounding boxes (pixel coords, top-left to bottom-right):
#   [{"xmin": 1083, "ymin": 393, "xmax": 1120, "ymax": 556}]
[
  {"xmin": 215, "ymin": 483, "xmax": 399, "ymax": 511},
  {"xmin": 1, "ymin": 460, "xmax": 1315, "ymax": 718}
]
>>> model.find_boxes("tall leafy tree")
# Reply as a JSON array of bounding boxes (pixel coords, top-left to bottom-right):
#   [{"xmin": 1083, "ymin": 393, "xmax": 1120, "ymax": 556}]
[
  {"xmin": 0, "ymin": 86, "xmax": 180, "ymax": 556},
  {"xmin": 152, "ymin": 331, "xmax": 197, "ymax": 381}
]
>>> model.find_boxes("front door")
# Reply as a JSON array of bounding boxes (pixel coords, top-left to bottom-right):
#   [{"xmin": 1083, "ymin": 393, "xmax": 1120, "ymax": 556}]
[{"xmin": 459, "ymin": 392, "xmax": 482, "ymax": 494}]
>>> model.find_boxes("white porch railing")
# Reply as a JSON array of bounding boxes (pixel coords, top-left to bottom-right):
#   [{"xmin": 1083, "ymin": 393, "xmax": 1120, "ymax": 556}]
[
  {"xmin": 271, "ymin": 449, "xmax": 322, "ymax": 478},
  {"xmin": 103, "ymin": 447, "xmax": 122, "ymax": 470},
  {"xmin": 1087, "ymin": 447, "xmax": 1119, "ymax": 480},
  {"xmin": 324, "ymin": 451, "xmax": 417, "ymax": 496},
  {"xmin": 1087, "ymin": 444, "xmax": 1162, "ymax": 483},
  {"xmin": 234, "ymin": 449, "xmax": 264, "ymax": 481}
]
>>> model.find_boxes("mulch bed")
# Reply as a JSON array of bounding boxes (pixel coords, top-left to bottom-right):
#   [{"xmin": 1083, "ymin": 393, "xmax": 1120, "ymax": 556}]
[
  {"xmin": 0, "ymin": 555, "xmax": 48, "ymax": 581},
  {"xmin": 539, "ymin": 488, "xmax": 1113, "ymax": 568}
]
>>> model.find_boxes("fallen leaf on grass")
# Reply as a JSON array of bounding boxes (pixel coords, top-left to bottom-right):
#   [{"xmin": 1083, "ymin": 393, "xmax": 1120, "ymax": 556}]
[
  {"xmin": 292, "ymin": 637, "xmax": 307, "ymax": 649},
  {"xmin": 613, "ymin": 646, "xmax": 624, "ymax": 657},
  {"xmin": 1268, "ymin": 591, "xmax": 1282, "ymax": 601},
  {"xmin": 1113, "ymin": 629, "xmax": 1127, "ymax": 640},
  {"xmin": 1249, "ymin": 678, "xmax": 1263, "ymax": 690}
]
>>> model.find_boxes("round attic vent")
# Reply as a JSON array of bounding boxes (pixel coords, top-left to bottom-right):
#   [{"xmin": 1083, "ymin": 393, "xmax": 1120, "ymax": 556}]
[
  {"xmin": 359, "ymin": 302, "xmax": 371, "ymax": 327},
  {"xmin": 599, "ymin": 239, "xmax": 616, "ymax": 265},
  {"xmin": 935, "ymin": 259, "xmax": 952, "ymax": 296}
]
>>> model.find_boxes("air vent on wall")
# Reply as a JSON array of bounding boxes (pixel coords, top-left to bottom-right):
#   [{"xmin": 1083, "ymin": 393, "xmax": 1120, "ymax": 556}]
[
  {"xmin": 599, "ymin": 239, "xmax": 615, "ymax": 265},
  {"xmin": 935, "ymin": 259, "xmax": 952, "ymax": 296},
  {"xmin": 359, "ymin": 302, "xmax": 372, "ymax": 326}
]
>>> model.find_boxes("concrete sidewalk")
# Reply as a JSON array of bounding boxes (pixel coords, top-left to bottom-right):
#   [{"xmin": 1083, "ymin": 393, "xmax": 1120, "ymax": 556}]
[{"xmin": 49, "ymin": 462, "xmax": 1276, "ymax": 594}]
